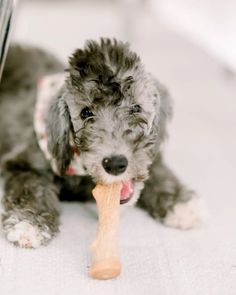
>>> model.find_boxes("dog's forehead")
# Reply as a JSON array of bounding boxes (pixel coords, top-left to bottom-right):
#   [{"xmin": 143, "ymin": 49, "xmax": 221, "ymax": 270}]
[
  {"xmin": 68, "ymin": 73, "xmax": 157, "ymax": 109},
  {"xmin": 67, "ymin": 80, "xmax": 132, "ymax": 109},
  {"xmin": 66, "ymin": 79, "xmax": 158, "ymax": 129}
]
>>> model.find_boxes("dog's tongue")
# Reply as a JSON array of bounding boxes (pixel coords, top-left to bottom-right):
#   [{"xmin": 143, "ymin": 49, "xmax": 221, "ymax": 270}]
[{"xmin": 120, "ymin": 181, "xmax": 133, "ymax": 200}]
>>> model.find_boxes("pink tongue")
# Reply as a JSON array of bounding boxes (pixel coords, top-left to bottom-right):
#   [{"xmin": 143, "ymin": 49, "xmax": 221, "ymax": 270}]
[{"xmin": 120, "ymin": 181, "xmax": 133, "ymax": 200}]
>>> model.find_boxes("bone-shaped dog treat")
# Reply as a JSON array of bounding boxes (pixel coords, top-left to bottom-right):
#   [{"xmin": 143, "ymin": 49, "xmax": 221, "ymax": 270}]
[{"xmin": 90, "ymin": 182, "xmax": 122, "ymax": 280}]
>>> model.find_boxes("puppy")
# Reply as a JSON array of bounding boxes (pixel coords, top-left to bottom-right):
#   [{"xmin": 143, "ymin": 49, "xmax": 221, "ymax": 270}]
[{"xmin": 0, "ymin": 39, "xmax": 206, "ymax": 248}]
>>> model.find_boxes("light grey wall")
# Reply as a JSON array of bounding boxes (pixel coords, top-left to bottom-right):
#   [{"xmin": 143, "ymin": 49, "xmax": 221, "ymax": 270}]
[{"xmin": 151, "ymin": 0, "xmax": 236, "ymax": 72}]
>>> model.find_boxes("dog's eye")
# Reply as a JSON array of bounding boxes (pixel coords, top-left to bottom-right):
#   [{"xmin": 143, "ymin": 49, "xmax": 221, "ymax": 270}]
[
  {"xmin": 80, "ymin": 107, "xmax": 94, "ymax": 120},
  {"xmin": 130, "ymin": 104, "xmax": 142, "ymax": 114}
]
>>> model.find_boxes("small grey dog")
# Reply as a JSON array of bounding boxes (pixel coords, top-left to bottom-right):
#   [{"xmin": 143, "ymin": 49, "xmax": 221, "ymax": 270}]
[{"xmin": 0, "ymin": 39, "xmax": 206, "ymax": 248}]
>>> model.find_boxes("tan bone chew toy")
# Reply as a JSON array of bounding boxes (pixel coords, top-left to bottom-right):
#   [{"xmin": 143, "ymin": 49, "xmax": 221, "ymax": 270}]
[{"xmin": 90, "ymin": 182, "xmax": 122, "ymax": 280}]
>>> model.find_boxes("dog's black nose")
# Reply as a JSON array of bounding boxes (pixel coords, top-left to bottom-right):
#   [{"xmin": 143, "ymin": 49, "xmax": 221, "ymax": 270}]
[{"xmin": 102, "ymin": 156, "xmax": 128, "ymax": 175}]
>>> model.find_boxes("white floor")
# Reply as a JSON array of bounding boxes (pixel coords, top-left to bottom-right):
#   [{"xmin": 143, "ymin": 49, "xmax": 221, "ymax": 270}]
[{"xmin": 0, "ymin": 1, "xmax": 236, "ymax": 294}]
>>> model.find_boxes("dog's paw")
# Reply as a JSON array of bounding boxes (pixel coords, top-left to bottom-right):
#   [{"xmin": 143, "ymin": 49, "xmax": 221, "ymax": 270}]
[
  {"xmin": 163, "ymin": 197, "xmax": 208, "ymax": 230},
  {"xmin": 4, "ymin": 220, "xmax": 52, "ymax": 249}
]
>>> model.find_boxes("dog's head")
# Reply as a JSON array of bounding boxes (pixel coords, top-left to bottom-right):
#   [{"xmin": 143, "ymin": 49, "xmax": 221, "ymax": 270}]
[{"xmin": 47, "ymin": 39, "xmax": 172, "ymax": 204}]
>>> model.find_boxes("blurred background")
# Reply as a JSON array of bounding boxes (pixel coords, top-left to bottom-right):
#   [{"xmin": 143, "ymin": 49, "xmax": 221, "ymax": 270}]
[{"xmin": 12, "ymin": 0, "xmax": 236, "ymax": 73}]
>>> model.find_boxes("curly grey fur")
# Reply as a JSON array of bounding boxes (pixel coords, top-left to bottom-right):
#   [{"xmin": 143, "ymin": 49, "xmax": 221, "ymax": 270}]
[{"xmin": 0, "ymin": 40, "xmax": 195, "ymax": 247}]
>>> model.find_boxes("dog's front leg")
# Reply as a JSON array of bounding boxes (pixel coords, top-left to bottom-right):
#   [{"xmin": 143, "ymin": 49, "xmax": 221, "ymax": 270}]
[
  {"xmin": 1, "ymin": 168, "xmax": 60, "ymax": 248},
  {"xmin": 138, "ymin": 155, "xmax": 207, "ymax": 230}
]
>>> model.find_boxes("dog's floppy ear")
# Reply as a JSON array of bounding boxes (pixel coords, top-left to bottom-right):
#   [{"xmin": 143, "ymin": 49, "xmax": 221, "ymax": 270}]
[{"xmin": 46, "ymin": 93, "xmax": 73, "ymax": 175}]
